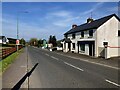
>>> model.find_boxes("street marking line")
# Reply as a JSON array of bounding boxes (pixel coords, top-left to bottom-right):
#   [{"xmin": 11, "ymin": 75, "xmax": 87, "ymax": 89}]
[
  {"xmin": 56, "ymin": 53, "xmax": 119, "ymax": 70},
  {"xmin": 105, "ymin": 79, "xmax": 120, "ymax": 87},
  {"xmin": 45, "ymin": 53, "xmax": 49, "ymax": 56},
  {"xmin": 64, "ymin": 62, "xmax": 84, "ymax": 71},
  {"xmin": 51, "ymin": 56, "xmax": 59, "ymax": 61}
]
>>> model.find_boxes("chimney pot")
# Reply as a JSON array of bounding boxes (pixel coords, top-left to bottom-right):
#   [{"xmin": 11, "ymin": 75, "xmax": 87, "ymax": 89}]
[
  {"xmin": 87, "ymin": 18, "xmax": 94, "ymax": 23},
  {"xmin": 72, "ymin": 24, "xmax": 77, "ymax": 29}
]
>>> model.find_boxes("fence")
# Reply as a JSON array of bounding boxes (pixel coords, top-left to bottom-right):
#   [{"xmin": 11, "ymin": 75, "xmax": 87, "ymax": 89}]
[{"xmin": 0, "ymin": 46, "xmax": 23, "ymax": 59}]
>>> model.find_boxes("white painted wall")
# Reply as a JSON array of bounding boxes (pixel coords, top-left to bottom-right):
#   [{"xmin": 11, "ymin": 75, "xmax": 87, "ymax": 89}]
[
  {"xmin": 118, "ymin": 37, "xmax": 120, "ymax": 56},
  {"xmin": 65, "ymin": 29, "xmax": 96, "ymax": 55},
  {"xmin": 97, "ymin": 16, "xmax": 119, "ymax": 58},
  {"xmin": 0, "ymin": 39, "xmax": 2, "ymax": 44},
  {"xmin": 85, "ymin": 44, "xmax": 89, "ymax": 55}
]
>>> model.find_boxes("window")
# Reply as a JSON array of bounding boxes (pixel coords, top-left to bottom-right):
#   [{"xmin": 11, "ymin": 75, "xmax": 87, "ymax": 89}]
[
  {"xmin": 80, "ymin": 44, "xmax": 85, "ymax": 51},
  {"xmin": 89, "ymin": 30, "xmax": 93, "ymax": 37},
  {"xmin": 72, "ymin": 34, "xmax": 75, "ymax": 39},
  {"xmin": 81, "ymin": 31, "xmax": 84, "ymax": 37},
  {"xmin": 72, "ymin": 43, "xmax": 75, "ymax": 50},
  {"xmin": 118, "ymin": 31, "xmax": 120, "ymax": 36}
]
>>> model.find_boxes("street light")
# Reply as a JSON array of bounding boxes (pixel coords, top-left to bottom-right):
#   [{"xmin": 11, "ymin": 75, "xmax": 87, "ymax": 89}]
[{"xmin": 16, "ymin": 11, "xmax": 29, "ymax": 51}]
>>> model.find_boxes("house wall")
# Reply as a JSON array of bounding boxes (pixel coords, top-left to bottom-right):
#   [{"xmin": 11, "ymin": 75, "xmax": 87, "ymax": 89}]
[
  {"xmin": 118, "ymin": 23, "xmax": 120, "ymax": 56},
  {"xmin": 66, "ymin": 29, "xmax": 96, "ymax": 55},
  {"xmin": 2, "ymin": 37, "xmax": 7, "ymax": 44},
  {"xmin": 118, "ymin": 37, "xmax": 120, "ymax": 56},
  {"xmin": 97, "ymin": 16, "xmax": 119, "ymax": 58},
  {"xmin": 0, "ymin": 37, "xmax": 8, "ymax": 44},
  {"xmin": 0, "ymin": 40, "xmax": 2, "ymax": 44}
]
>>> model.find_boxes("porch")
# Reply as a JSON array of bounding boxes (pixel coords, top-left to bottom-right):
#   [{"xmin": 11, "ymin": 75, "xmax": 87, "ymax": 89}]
[{"xmin": 77, "ymin": 41, "xmax": 95, "ymax": 56}]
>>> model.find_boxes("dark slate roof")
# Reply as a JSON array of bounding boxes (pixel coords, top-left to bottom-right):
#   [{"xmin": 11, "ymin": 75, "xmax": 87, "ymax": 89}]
[
  {"xmin": 7, "ymin": 38, "xmax": 17, "ymax": 41},
  {"xmin": 0, "ymin": 36, "xmax": 5, "ymax": 39},
  {"xmin": 64, "ymin": 14, "xmax": 120, "ymax": 35}
]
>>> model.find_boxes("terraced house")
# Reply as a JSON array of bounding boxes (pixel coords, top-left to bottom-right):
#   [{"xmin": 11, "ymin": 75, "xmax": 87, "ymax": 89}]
[{"xmin": 62, "ymin": 14, "xmax": 120, "ymax": 58}]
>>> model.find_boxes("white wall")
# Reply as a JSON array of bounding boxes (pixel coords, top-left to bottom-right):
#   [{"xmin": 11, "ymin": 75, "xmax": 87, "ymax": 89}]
[
  {"xmin": 0, "ymin": 40, "xmax": 2, "ymax": 44},
  {"xmin": 66, "ymin": 29, "xmax": 97, "ymax": 55},
  {"xmin": 97, "ymin": 16, "xmax": 119, "ymax": 57},
  {"xmin": 118, "ymin": 37, "xmax": 120, "ymax": 56},
  {"xmin": 85, "ymin": 44, "xmax": 89, "ymax": 55}
]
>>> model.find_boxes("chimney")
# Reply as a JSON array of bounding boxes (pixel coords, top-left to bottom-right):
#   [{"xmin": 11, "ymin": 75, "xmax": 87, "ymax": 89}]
[
  {"xmin": 72, "ymin": 24, "xmax": 77, "ymax": 29},
  {"xmin": 87, "ymin": 18, "xmax": 94, "ymax": 23}
]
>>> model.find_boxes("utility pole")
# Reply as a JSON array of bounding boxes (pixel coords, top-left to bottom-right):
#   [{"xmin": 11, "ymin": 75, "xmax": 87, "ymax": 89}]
[
  {"xmin": 16, "ymin": 12, "xmax": 19, "ymax": 51},
  {"xmin": 16, "ymin": 11, "xmax": 28, "ymax": 51}
]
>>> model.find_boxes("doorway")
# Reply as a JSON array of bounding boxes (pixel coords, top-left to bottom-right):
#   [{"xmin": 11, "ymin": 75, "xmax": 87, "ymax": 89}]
[
  {"xmin": 68, "ymin": 43, "xmax": 71, "ymax": 51},
  {"xmin": 89, "ymin": 42, "xmax": 95, "ymax": 56}
]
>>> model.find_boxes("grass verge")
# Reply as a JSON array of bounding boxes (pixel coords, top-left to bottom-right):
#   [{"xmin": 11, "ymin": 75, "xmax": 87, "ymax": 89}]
[{"xmin": 0, "ymin": 48, "xmax": 24, "ymax": 75}]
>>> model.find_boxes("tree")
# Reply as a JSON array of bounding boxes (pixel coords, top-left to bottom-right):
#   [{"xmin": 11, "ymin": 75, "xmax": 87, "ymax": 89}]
[
  {"xmin": 57, "ymin": 40, "xmax": 62, "ymax": 47},
  {"xmin": 29, "ymin": 38, "xmax": 38, "ymax": 46},
  {"xmin": 52, "ymin": 36, "xmax": 57, "ymax": 47},
  {"xmin": 48, "ymin": 35, "xmax": 53, "ymax": 44},
  {"xmin": 20, "ymin": 38, "xmax": 26, "ymax": 45},
  {"xmin": 48, "ymin": 35, "xmax": 57, "ymax": 47},
  {"xmin": 38, "ymin": 39, "xmax": 43, "ymax": 47}
]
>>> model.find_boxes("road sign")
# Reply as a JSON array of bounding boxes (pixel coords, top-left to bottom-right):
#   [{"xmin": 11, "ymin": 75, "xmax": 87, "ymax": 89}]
[{"xmin": 16, "ymin": 40, "xmax": 19, "ymax": 45}]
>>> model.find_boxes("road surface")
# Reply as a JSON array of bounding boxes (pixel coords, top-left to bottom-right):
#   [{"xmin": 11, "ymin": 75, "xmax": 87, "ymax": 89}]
[{"xmin": 25, "ymin": 46, "xmax": 119, "ymax": 88}]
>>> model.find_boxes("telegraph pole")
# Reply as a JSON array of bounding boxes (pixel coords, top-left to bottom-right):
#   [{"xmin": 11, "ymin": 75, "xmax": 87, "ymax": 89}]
[
  {"xmin": 16, "ymin": 12, "xmax": 19, "ymax": 51},
  {"xmin": 16, "ymin": 11, "xmax": 28, "ymax": 51}
]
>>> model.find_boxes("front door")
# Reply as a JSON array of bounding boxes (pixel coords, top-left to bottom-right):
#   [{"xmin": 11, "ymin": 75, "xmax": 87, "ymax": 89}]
[
  {"xmin": 89, "ymin": 44, "xmax": 92, "ymax": 56},
  {"xmin": 68, "ymin": 43, "xmax": 71, "ymax": 51},
  {"xmin": 89, "ymin": 42, "xmax": 95, "ymax": 56}
]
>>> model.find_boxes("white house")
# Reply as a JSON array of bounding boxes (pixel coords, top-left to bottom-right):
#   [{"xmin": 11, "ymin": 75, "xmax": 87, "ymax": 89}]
[
  {"xmin": 0, "ymin": 36, "xmax": 9, "ymax": 44},
  {"xmin": 62, "ymin": 14, "xmax": 120, "ymax": 58}
]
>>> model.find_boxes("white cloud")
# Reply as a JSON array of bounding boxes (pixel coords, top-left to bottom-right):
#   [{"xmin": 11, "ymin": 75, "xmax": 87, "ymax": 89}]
[
  {"xmin": 83, "ymin": 2, "xmax": 104, "ymax": 15},
  {"xmin": 49, "ymin": 10, "xmax": 72, "ymax": 17},
  {"xmin": 107, "ymin": 6, "xmax": 118, "ymax": 12},
  {"xmin": 52, "ymin": 16, "xmax": 81, "ymax": 27},
  {"xmin": 2, "ymin": 14, "xmax": 65, "ymax": 40}
]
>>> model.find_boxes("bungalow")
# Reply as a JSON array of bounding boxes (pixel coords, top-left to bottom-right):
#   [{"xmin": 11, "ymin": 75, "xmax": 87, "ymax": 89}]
[
  {"xmin": 62, "ymin": 14, "xmax": 120, "ymax": 58},
  {"xmin": 7, "ymin": 38, "xmax": 17, "ymax": 44},
  {"xmin": 0, "ymin": 36, "xmax": 9, "ymax": 44}
]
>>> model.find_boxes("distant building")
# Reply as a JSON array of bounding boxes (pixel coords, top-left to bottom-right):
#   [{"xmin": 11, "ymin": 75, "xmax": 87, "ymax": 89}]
[
  {"xmin": 0, "ymin": 36, "xmax": 9, "ymax": 44},
  {"xmin": 43, "ymin": 39, "xmax": 47, "ymax": 48},
  {"xmin": 7, "ymin": 38, "xmax": 17, "ymax": 44},
  {"xmin": 62, "ymin": 14, "xmax": 120, "ymax": 58},
  {"xmin": 48, "ymin": 43, "xmax": 53, "ymax": 48}
]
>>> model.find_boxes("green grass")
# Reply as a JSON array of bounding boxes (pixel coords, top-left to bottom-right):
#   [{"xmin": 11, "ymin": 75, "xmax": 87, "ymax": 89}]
[{"xmin": 0, "ymin": 48, "xmax": 24, "ymax": 75}]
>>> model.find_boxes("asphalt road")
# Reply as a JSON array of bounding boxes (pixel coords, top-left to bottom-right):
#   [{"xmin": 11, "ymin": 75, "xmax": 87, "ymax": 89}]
[{"xmin": 27, "ymin": 46, "xmax": 119, "ymax": 88}]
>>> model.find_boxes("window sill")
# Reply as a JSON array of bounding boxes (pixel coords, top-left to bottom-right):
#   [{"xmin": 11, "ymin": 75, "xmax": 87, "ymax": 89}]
[
  {"xmin": 88, "ymin": 36, "xmax": 93, "ymax": 38},
  {"xmin": 79, "ymin": 51, "xmax": 85, "ymax": 53}
]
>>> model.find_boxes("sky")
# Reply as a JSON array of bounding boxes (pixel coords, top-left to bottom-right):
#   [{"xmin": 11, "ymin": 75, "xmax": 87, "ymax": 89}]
[{"xmin": 2, "ymin": 2, "xmax": 118, "ymax": 41}]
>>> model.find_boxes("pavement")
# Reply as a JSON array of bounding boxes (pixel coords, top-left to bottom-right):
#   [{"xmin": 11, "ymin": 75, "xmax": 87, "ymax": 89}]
[
  {"xmin": 2, "ymin": 46, "xmax": 120, "ymax": 89},
  {"xmin": 2, "ymin": 47, "xmax": 42, "ymax": 89},
  {"xmin": 54, "ymin": 50, "xmax": 120, "ymax": 70}
]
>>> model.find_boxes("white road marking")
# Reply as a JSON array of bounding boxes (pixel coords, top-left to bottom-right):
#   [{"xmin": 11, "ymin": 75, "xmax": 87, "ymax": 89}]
[
  {"xmin": 64, "ymin": 62, "xmax": 84, "ymax": 71},
  {"xmin": 105, "ymin": 79, "xmax": 120, "ymax": 87},
  {"xmin": 45, "ymin": 53, "xmax": 49, "ymax": 56},
  {"xmin": 51, "ymin": 56, "xmax": 59, "ymax": 61},
  {"xmin": 56, "ymin": 53, "xmax": 119, "ymax": 70}
]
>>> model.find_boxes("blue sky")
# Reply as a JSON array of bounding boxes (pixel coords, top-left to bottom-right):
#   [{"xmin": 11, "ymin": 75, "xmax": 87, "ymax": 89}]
[{"xmin": 2, "ymin": 2, "xmax": 118, "ymax": 41}]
